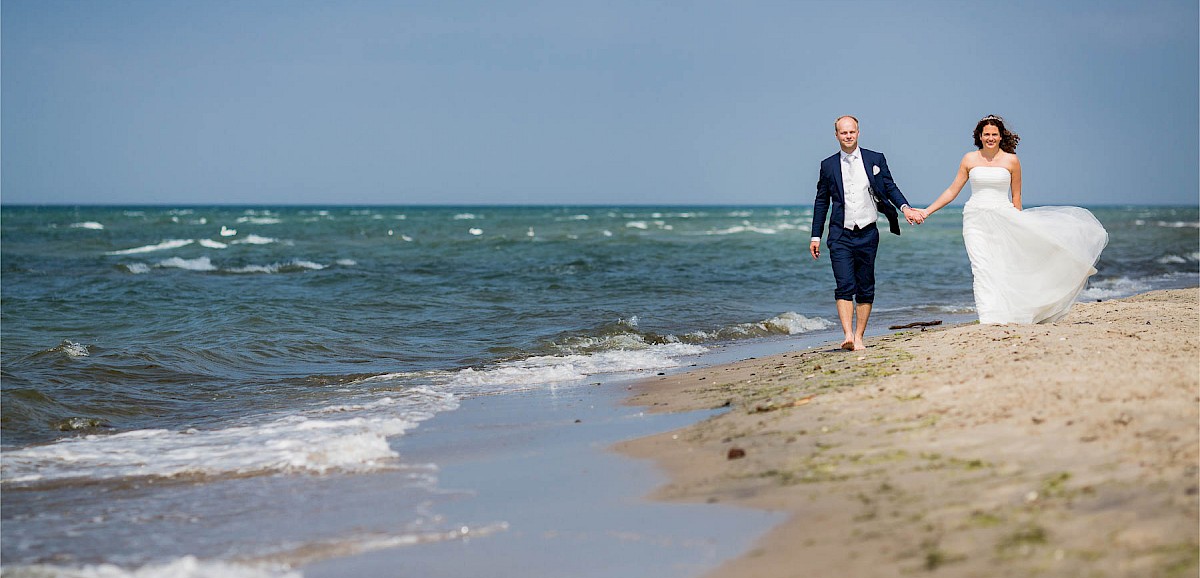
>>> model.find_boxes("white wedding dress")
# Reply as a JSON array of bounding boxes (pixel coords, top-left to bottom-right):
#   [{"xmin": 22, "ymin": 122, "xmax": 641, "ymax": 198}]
[{"xmin": 962, "ymin": 166, "xmax": 1108, "ymax": 324}]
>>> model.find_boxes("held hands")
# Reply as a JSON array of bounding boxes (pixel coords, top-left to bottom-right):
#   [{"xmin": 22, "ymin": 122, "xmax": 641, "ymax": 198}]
[{"xmin": 903, "ymin": 206, "xmax": 926, "ymax": 225}]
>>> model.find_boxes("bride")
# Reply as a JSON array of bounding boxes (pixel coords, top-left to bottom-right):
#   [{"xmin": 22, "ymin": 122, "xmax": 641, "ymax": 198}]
[{"xmin": 917, "ymin": 115, "xmax": 1108, "ymax": 324}]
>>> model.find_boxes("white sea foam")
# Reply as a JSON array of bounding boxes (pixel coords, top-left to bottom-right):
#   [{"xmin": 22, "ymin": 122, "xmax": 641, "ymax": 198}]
[
  {"xmin": 704, "ymin": 225, "xmax": 779, "ymax": 235},
  {"xmin": 468, "ymin": 228, "xmax": 483, "ymax": 236},
  {"xmin": 158, "ymin": 257, "xmax": 217, "ymax": 272},
  {"xmin": 106, "ymin": 240, "xmax": 194, "ymax": 255},
  {"xmin": 1, "ymin": 390, "xmax": 457, "ymax": 485},
  {"xmin": 445, "ymin": 343, "xmax": 706, "ymax": 391},
  {"xmin": 453, "ymin": 213, "xmax": 478, "ymax": 220},
  {"xmin": 758, "ymin": 312, "xmax": 835, "ymax": 334},
  {"xmin": 70, "ymin": 221, "xmax": 105, "ymax": 230},
  {"xmin": 123, "ymin": 263, "xmax": 152, "ymax": 274},
  {"xmin": 230, "ymin": 234, "xmax": 277, "ymax": 245},
  {"xmin": 59, "ymin": 340, "xmax": 91, "ymax": 358},
  {"xmin": 1155, "ymin": 220, "xmax": 1200, "ymax": 228},
  {"xmin": 336, "ymin": 259, "xmax": 358, "ymax": 266},
  {"xmin": 625, "ymin": 221, "xmax": 648, "ymax": 229},
  {"xmin": 686, "ymin": 313, "xmax": 833, "ymax": 340},
  {"xmin": 1080, "ymin": 277, "xmax": 1152, "ymax": 300},
  {"xmin": 227, "ymin": 260, "xmax": 326, "ymax": 274},
  {"xmin": 198, "ymin": 239, "xmax": 228, "ymax": 249},
  {"xmin": 236, "ymin": 216, "xmax": 283, "ymax": 225},
  {"xmin": 0, "ymin": 557, "xmax": 301, "ymax": 578}
]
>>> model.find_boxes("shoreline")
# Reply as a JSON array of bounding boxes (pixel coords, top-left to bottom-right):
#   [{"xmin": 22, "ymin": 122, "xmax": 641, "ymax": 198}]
[{"xmin": 616, "ymin": 288, "xmax": 1199, "ymax": 577}]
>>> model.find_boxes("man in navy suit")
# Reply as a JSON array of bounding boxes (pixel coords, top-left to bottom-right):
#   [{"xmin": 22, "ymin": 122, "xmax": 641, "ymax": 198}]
[{"xmin": 810, "ymin": 115, "xmax": 923, "ymax": 351}]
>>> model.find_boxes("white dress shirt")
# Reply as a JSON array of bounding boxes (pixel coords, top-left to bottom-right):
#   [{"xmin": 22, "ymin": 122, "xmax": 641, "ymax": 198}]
[{"xmin": 840, "ymin": 147, "xmax": 878, "ymax": 231}]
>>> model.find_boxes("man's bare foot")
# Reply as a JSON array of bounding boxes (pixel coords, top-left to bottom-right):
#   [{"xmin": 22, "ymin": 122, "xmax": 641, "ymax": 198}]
[
  {"xmin": 853, "ymin": 338, "xmax": 866, "ymax": 351},
  {"xmin": 840, "ymin": 339, "xmax": 855, "ymax": 351}
]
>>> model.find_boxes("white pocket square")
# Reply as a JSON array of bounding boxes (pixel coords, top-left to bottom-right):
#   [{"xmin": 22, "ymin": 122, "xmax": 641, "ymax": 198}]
[{"xmin": 872, "ymin": 165, "xmax": 881, "ymax": 175}]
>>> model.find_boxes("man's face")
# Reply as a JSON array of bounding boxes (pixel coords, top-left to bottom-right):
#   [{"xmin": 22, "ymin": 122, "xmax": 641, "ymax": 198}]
[{"xmin": 836, "ymin": 119, "xmax": 858, "ymax": 152}]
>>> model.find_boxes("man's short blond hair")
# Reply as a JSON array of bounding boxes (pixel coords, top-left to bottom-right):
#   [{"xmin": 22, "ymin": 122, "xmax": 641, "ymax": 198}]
[{"xmin": 834, "ymin": 115, "xmax": 859, "ymax": 131}]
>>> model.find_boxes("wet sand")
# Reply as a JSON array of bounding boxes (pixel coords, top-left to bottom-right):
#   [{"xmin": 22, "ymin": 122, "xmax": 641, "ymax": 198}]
[{"xmin": 617, "ymin": 288, "xmax": 1199, "ymax": 577}]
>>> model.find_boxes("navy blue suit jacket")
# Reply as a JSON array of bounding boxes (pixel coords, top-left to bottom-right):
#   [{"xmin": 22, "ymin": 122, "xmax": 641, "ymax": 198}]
[{"xmin": 811, "ymin": 148, "xmax": 910, "ymax": 243}]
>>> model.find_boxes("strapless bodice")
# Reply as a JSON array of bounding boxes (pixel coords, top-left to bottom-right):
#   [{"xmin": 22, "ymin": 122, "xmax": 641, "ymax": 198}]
[{"xmin": 966, "ymin": 166, "xmax": 1012, "ymax": 209}]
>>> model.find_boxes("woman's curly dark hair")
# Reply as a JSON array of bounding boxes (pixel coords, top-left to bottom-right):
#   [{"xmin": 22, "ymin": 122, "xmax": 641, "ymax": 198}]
[{"xmin": 973, "ymin": 115, "xmax": 1020, "ymax": 153}]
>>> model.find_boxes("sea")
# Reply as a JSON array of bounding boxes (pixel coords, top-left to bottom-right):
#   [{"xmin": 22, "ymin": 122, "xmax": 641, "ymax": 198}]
[{"xmin": 2, "ymin": 204, "xmax": 1197, "ymax": 576}]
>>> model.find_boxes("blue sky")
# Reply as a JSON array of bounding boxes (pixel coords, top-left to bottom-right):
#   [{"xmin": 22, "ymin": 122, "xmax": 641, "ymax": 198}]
[{"xmin": 3, "ymin": 0, "xmax": 1197, "ymax": 206}]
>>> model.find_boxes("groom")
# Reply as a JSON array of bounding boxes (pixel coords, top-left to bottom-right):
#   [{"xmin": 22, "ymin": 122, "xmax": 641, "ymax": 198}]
[{"xmin": 810, "ymin": 115, "xmax": 922, "ymax": 351}]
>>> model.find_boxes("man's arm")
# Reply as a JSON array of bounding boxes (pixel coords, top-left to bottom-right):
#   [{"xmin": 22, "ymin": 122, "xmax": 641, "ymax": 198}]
[{"xmin": 811, "ymin": 163, "xmax": 831, "ymax": 259}]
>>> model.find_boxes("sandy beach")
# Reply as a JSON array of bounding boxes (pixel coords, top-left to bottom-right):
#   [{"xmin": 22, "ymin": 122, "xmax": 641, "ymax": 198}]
[{"xmin": 618, "ymin": 288, "xmax": 1199, "ymax": 577}]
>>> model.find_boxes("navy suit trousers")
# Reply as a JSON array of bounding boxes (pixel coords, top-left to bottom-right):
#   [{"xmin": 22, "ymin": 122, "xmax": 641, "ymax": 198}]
[{"xmin": 827, "ymin": 223, "xmax": 879, "ymax": 303}]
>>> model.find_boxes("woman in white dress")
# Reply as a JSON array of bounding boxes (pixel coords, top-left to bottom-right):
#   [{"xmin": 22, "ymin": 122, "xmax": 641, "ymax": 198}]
[{"xmin": 917, "ymin": 115, "xmax": 1108, "ymax": 324}]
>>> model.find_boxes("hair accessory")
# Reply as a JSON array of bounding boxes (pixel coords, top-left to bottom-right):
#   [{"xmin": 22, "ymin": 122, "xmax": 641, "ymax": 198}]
[{"xmin": 980, "ymin": 114, "xmax": 1005, "ymax": 123}]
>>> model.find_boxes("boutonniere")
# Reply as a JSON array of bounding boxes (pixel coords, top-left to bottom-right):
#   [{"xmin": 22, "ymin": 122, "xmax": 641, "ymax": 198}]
[{"xmin": 872, "ymin": 165, "xmax": 881, "ymax": 175}]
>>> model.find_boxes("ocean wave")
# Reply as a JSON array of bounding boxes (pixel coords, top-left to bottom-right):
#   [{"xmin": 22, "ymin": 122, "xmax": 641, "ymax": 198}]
[
  {"xmin": 0, "ymin": 389, "xmax": 457, "ymax": 485},
  {"xmin": 226, "ymin": 260, "xmax": 326, "ymax": 274},
  {"xmin": 445, "ymin": 343, "xmax": 706, "ymax": 390},
  {"xmin": 235, "ymin": 216, "xmax": 283, "ymax": 225},
  {"xmin": 69, "ymin": 221, "xmax": 105, "ymax": 230},
  {"xmin": 158, "ymin": 257, "xmax": 217, "ymax": 271},
  {"xmin": 106, "ymin": 239, "xmax": 194, "ymax": 255},
  {"xmin": 56, "ymin": 340, "xmax": 91, "ymax": 358},
  {"xmin": 1080, "ymin": 277, "xmax": 1152, "ymax": 300},
  {"xmin": 199, "ymin": 239, "xmax": 228, "ymax": 249},
  {"xmin": 0, "ymin": 557, "xmax": 301, "ymax": 578},
  {"xmin": 230, "ymin": 234, "xmax": 277, "ymax": 245},
  {"xmin": 122, "ymin": 263, "xmax": 152, "ymax": 274},
  {"xmin": 686, "ymin": 312, "xmax": 833, "ymax": 340},
  {"xmin": 703, "ymin": 224, "xmax": 779, "ymax": 235},
  {"xmin": 1155, "ymin": 252, "xmax": 1200, "ymax": 264}
]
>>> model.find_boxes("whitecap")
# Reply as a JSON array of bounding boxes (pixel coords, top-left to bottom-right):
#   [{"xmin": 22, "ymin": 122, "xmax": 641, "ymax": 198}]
[
  {"xmin": 105, "ymin": 239, "xmax": 194, "ymax": 255},
  {"xmin": 230, "ymin": 234, "xmax": 277, "ymax": 245},
  {"xmin": 1079, "ymin": 277, "xmax": 1152, "ymax": 300},
  {"xmin": 59, "ymin": 340, "xmax": 91, "ymax": 358},
  {"xmin": 625, "ymin": 221, "xmax": 648, "ymax": 229},
  {"xmin": 70, "ymin": 221, "xmax": 105, "ymax": 230},
  {"xmin": 1, "ymin": 557, "xmax": 301, "ymax": 578},
  {"xmin": 1155, "ymin": 221, "xmax": 1200, "ymax": 228},
  {"xmin": 198, "ymin": 239, "xmax": 228, "ymax": 249},
  {"xmin": 226, "ymin": 260, "xmax": 326, "ymax": 274},
  {"xmin": 123, "ymin": 263, "xmax": 152, "ymax": 274},
  {"xmin": 453, "ymin": 213, "xmax": 478, "ymax": 220},
  {"xmin": 158, "ymin": 257, "xmax": 217, "ymax": 272},
  {"xmin": 468, "ymin": 228, "xmax": 483, "ymax": 236},
  {"xmin": 336, "ymin": 259, "xmax": 358, "ymax": 266},
  {"xmin": 235, "ymin": 217, "xmax": 283, "ymax": 225}
]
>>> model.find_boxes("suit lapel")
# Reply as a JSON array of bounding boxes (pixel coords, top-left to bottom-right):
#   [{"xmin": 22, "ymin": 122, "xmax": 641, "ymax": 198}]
[{"xmin": 832, "ymin": 155, "xmax": 845, "ymax": 199}]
